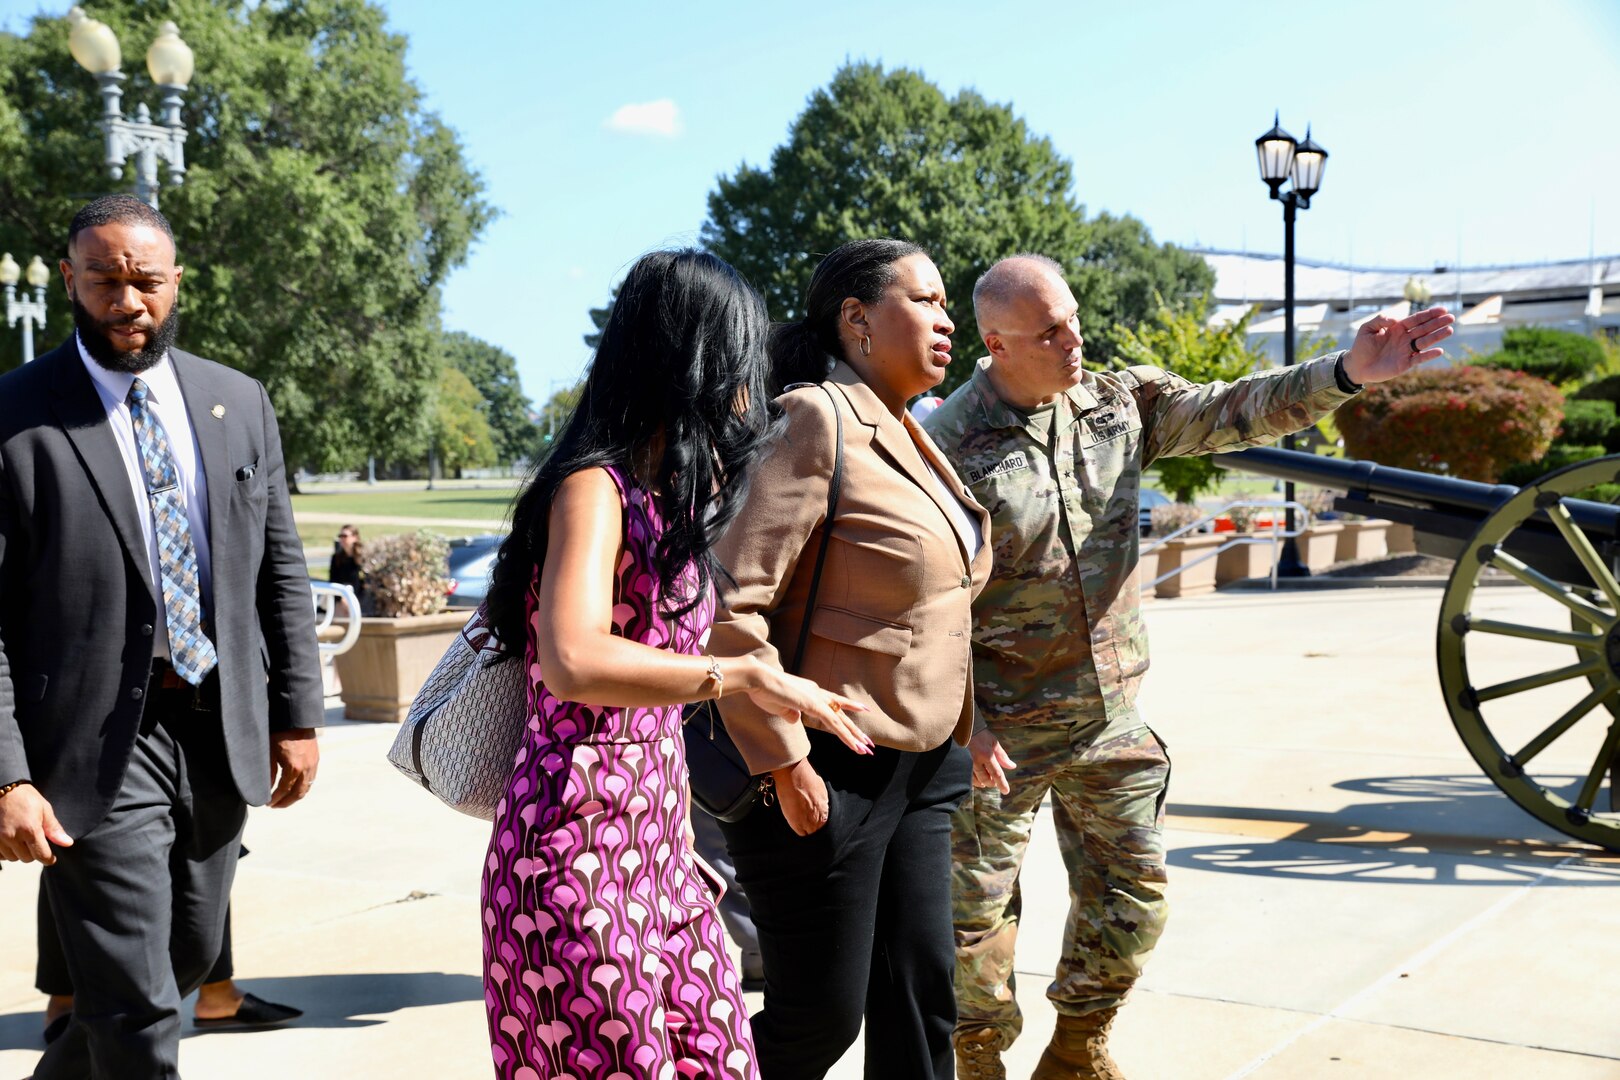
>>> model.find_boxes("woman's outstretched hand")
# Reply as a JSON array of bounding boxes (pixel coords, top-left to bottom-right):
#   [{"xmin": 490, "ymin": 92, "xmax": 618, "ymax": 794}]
[{"xmin": 744, "ymin": 664, "xmax": 874, "ymax": 756}]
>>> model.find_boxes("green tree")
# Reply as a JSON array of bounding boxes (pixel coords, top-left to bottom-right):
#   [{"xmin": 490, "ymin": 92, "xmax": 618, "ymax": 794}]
[
  {"xmin": 431, "ymin": 367, "xmax": 497, "ymax": 475},
  {"xmin": 440, "ymin": 330, "xmax": 537, "ymax": 464},
  {"xmin": 702, "ymin": 61, "xmax": 1211, "ymax": 393},
  {"xmin": 537, "ymin": 381, "xmax": 583, "ymax": 451},
  {"xmin": 584, "ymin": 290, "xmax": 614, "ymax": 350},
  {"xmin": 0, "ymin": 1, "xmax": 494, "ymax": 476},
  {"xmin": 1114, "ymin": 301, "xmax": 1266, "ymax": 503}
]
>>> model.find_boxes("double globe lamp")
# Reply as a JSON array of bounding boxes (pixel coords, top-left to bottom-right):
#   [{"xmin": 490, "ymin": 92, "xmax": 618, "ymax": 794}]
[
  {"xmin": 67, "ymin": 6, "xmax": 195, "ymax": 209},
  {"xmin": 1253, "ymin": 114, "xmax": 1328, "ymax": 576}
]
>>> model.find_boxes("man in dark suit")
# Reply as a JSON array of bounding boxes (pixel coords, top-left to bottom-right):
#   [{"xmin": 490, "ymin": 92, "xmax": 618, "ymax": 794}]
[{"xmin": 0, "ymin": 194, "xmax": 324, "ymax": 1078}]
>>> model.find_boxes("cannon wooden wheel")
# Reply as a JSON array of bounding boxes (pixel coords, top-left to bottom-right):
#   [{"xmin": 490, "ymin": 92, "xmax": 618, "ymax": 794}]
[{"xmin": 1440, "ymin": 456, "xmax": 1620, "ymax": 851}]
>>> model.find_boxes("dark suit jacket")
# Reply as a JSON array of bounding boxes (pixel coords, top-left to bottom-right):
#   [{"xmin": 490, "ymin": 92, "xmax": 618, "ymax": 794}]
[
  {"xmin": 0, "ymin": 340, "xmax": 325, "ymax": 837},
  {"xmin": 711, "ymin": 361, "xmax": 993, "ymax": 774}
]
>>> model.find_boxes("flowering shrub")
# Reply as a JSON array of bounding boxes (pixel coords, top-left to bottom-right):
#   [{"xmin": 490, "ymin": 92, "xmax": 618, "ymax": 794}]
[
  {"xmin": 1225, "ymin": 504, "xmax": 1261, "ymax": 531},
  {"xmin": 362, "ymin": 530, "xmax": 451, "ymax": 617},
  {"xmin": 1336, "ymin": 366, "xmax": 1563, "ymax": 483},
  {"xmin": 1149, "ymin": 502, "xmax": 1205, "ymax": 538}
]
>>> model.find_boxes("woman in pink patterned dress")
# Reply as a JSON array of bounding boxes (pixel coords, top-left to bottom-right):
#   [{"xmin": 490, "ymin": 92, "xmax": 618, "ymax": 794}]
[{"xmin": 479, "ymin": 250, "xmax": 872, "ymax": 1080}]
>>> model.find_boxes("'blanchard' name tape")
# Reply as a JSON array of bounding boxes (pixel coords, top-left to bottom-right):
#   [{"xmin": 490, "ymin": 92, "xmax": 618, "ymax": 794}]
[{"xmin": 968, "ymin": 451, "xmax": 1031, "ymax": 485}]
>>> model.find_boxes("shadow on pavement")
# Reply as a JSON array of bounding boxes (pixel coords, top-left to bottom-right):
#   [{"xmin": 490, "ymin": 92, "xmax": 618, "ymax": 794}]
[
  {"xmin": 1166, "ymin": 773, "xmax": 1620, "ymax": 885},
  {"xmin": 0, "ymin": 971, "xmax": 482, "ymax": 1051}
]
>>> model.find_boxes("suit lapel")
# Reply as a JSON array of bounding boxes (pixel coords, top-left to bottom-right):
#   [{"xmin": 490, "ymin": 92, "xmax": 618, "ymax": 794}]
[
  {"xmin": 829, "ymin": 362, "xmax": 979, "ymax": 570},
  {"xmin": 171, "ymin": 350, "xmax": 232, "ymax": 557},
  {"xmin": 46, "ymin": 343, "xmax": 156, "ymax": 598},
  {"xmin": 910, "ymin": 416, "xmax": 991, "ymax": 572}
]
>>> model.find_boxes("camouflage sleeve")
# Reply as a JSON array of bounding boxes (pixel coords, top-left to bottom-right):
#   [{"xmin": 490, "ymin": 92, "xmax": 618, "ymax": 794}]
[{"xmin": 1128, "ymin": 351, "xmax": 1356, "ymax": 466}]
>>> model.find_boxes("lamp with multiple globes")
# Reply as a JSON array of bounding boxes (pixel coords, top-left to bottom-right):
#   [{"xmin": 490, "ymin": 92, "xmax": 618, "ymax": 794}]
[
  {"xmin": 67, "ymin": 6, "xmax": 195, "ymax": 209},
  {"xmin": 1254, "ymin": 113, "xmax": 1330, "ymax": 577},
  {"xmin": 1, "ymin": 253, "xmax": 50, "ymax": 365}
]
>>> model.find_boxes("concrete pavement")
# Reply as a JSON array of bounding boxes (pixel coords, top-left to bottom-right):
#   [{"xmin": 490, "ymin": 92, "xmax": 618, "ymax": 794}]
[{"xmin": 3, "ymin": 586, "xmax": 1617, "ymax": 1078}]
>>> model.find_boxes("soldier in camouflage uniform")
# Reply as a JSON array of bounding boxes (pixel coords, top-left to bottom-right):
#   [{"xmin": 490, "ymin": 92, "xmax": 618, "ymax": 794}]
[{"xmin": 923, "ymin": 254, "xmax": 1454, "ymax": 1080}]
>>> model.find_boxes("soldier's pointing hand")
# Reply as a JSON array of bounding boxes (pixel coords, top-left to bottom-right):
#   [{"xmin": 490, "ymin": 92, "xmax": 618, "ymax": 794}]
[{"xmin": 1343, "ymin": 305, "xmax": 1456, "ymax": 385}]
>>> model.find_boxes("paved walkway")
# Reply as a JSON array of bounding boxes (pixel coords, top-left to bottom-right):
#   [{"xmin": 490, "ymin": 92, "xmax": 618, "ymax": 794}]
[{"xmin": 2, "ymin": 587, "xmax": 1617, "ymax": 1077}]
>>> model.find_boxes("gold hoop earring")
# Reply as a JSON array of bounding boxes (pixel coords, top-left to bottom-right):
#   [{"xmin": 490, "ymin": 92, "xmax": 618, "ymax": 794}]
[{"xmin": 859, "ymin": 335, "xmax": 871, "ymax": 357}]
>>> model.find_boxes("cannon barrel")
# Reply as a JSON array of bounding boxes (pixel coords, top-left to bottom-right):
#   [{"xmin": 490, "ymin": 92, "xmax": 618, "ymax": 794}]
[{"xmin": 1220, "ymin": 446, "xmax": 1620, "ymax": 585}]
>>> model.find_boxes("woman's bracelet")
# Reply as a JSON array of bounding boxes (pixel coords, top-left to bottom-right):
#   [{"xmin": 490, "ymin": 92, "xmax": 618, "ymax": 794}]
[
  {"xmin": 0, "ymin": 780, "xmax": 31, "ymax": 800},
  {"xmin": 704, "ymin": 655, "xmax": 724, "ymax": 699}
]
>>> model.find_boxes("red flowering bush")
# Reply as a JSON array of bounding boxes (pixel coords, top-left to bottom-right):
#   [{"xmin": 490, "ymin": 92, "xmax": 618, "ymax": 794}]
[{"xmin": 1336, "ymin": 366, "xmax": 1563, "ymax": 482}]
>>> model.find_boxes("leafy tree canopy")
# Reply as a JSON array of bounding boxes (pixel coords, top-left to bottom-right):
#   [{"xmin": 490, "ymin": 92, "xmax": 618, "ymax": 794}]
[
  {"xmin": 440, "ymin": 330, "xmax": 537, "ymax": 464},
  {"xmin": 702, "ymin": 61, "xmax": 1211, "ymax": 394},
  {"xmin": 1115, "ymin": 300, "xmax": 1266, "ymax": 502},
  {"xmin": 0, "ymin": 0, "xmax": 494, "ymax": 473},
  {"xmin": 431, "ymin": 366, "xmax": 497, "ymax": 474}
]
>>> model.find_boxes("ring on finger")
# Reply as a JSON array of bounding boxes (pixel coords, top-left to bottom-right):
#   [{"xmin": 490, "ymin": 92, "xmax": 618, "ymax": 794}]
[{"xmin": 1409, "ymin": 337, "xmax": 1421, "ymax": 355}]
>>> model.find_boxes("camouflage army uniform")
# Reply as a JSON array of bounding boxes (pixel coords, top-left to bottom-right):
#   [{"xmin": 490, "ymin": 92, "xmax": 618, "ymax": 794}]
[{"xmin": 923, "ymin": 352, "xmax": 1357, "ymax": 1049}]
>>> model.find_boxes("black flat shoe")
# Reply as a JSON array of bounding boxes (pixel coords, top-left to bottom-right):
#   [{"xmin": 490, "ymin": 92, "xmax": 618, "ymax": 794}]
[
  {"xmin": 42, "ymin": 1014, "xmax": 70, "ymax": 1046},
  {"xmin": 193, "ymin": 993, "xmax": 303, "ymax": 1031}
]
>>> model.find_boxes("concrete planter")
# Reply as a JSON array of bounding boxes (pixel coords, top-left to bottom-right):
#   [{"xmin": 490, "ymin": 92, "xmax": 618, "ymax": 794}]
[
  {"xmin": 1335, "ymin": 519, "xmax": 1392, "ymax": 563},
  {"xmin": 1295, "ymin": 522, "xmax": 1346, "ymax": 571},
  {"xmin": 1386, "ymin": 522, "xmax": 1417, "ymax": 554},
  {"xmin": 1151, "ymin": 534, "xmax": 1225, "ymax": 598},
  {"xmin": 1137, "ymin": 547, "xmax": 1159, "ymax": 601},
  {"xmin": 1215, "ymin": 535, "xmax": 1282, "ymax": 585},
  {"xmin": 332, "ymin": 610, "xmax": 468, "ymax": 722}
]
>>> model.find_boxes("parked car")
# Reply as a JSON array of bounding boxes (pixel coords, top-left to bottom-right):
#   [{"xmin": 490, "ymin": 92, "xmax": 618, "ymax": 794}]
[
  {"xmin": 446, "ymin": 534, "xmax": 503, "ymax": 608},
  {"xmin": 1138, "ymin": 488, "xmax": 1170, "ymax": 536}
]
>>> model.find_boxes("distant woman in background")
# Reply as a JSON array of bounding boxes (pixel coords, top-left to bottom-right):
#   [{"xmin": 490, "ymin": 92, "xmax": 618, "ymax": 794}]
[
  {"xmin": 479, "ymin": 248, "xmax": 870, "ymax": 1080},
  {"xmin": 328, "ymin": 524, "xmax": 365, "ymax": 613}
]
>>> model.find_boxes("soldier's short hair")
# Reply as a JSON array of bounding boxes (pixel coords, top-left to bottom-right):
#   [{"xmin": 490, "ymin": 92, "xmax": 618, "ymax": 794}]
[{"xmin": 972, "ymin": 253, "xmax": 1066, "ymax": 331}]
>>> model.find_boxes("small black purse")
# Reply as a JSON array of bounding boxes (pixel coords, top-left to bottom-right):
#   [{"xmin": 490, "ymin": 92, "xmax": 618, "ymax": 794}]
[{"xmin": 684, "ymin": 383, "xmax": 845, "ymax": 821}]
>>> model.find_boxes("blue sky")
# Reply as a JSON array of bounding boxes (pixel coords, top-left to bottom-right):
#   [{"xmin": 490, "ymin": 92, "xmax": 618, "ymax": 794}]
[{"xmin": 6, "ymin": 0, "xmax": 1619, "ymax": 402}]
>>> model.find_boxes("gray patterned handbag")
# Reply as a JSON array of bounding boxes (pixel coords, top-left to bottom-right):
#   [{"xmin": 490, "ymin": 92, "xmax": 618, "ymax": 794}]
[{"xmin": 387, "ymin": 604, "xmax": 528, "ymax": 820}]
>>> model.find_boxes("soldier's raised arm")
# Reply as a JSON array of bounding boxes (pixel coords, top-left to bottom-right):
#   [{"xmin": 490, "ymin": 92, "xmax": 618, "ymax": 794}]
[{"xmin": 1131, "ymin": 304, "xmax": 1456, "ymax": 465}]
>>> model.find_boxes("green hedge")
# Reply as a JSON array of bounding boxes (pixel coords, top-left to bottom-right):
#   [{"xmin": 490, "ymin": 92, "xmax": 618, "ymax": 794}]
[
  {"xmin": 1479, "ymin": 326, "xmax": 1607, "ymax": 385},
  {"xmin": 1560, "ymin": 399, "xmax": 1618, "ymax": 445},
  {"xmin": 1501, "ymin": 444, "xmax": 1609, "ymax": 486}
]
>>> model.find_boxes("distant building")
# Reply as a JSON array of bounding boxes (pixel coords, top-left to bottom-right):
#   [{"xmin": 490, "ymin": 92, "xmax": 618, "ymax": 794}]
[{"xmin": 1196, "ymin": 249, "xmax": 1620, "ymax": 362}]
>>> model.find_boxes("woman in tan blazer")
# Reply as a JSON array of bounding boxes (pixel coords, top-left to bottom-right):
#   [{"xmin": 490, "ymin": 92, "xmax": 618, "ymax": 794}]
[{"xmin": 711, "ymin": 238, "xmax": 992, "ymax": 1079}]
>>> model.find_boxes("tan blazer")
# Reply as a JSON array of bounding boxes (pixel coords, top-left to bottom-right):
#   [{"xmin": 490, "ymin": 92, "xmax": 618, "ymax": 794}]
[{"xmin": 711, "ymin": 361, "xmax": 993, "ymax": 774}]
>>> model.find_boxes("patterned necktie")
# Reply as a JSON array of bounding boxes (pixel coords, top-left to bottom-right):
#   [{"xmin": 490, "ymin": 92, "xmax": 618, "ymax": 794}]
[{"xmin": 127, "ymin": 378, "xmax": 218, "ymax": 685}]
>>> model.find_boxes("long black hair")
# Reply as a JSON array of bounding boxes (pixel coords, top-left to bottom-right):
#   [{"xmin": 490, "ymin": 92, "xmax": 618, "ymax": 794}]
[
  {"xmin": 768, "ymin": 238, "xmax": 925, "ymax": 392},
  {"xmin": 486, "ymin": 249, "xmax": 779, "ymax": 653}
]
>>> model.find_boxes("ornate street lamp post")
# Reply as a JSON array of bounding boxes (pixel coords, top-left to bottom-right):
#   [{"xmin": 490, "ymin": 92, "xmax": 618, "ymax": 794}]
[
  {"xmin": 1403, "ymin": 275, "xmax": 1433, "ymax": 311},
  {"xmin": 1255, "ymin": 113, "xmax": 1329, "ymax": 577},
  {"xmin": 68, "ymin": 7, "xmax": 195, "ymax": 210},
  {"xmin": 1, "ymin": 254, "xmax": 51, "ymax": 365}
]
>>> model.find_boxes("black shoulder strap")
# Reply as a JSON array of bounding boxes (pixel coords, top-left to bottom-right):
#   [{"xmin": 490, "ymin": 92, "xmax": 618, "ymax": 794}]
[{"xmin": 788, "ymin": 384, "xmax": 844, "ymax": 674}]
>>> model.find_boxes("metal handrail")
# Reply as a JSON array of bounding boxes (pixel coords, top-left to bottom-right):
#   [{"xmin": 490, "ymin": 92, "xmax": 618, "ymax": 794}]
[
  {"xmin": 1142, "ymin": 499, "xmax": 1313, "ymax": 592},
  {"xmin": 310, "ymin": 581, "xmax": 362, "ymax": 656}
]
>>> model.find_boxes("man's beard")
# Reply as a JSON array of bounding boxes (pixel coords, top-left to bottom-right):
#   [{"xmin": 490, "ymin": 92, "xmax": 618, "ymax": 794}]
[{"xmin": 73, "ymin": 296, "xmax": 181, "ymax": 375}]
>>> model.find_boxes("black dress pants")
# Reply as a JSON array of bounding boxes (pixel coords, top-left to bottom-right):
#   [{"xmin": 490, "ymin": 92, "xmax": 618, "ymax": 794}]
[
  {"xmin": 33, "ymin": 676, "xmax": 246, "ymax": 1080},
  {"xmin": 721, "ymin": 730, "xmax": 971, "ymax": 1080}
]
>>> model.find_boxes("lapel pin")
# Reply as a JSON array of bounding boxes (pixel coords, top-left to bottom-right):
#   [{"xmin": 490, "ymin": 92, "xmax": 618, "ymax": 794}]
[{"xmin": 211, "ymin": 404, "xmax": 225, "ymax": 419}]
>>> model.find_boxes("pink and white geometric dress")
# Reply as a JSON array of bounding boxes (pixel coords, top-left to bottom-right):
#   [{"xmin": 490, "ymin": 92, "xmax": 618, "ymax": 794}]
[{"xmin": 481, "ymin": 465, "xmax": 759, "ymax": 1079}]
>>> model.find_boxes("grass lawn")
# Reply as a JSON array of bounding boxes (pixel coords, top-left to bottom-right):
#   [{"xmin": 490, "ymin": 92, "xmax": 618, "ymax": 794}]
[
  {"xmin": 295, "ymin": 521, "xmax": 493, "ymax": 561},
  {"xmin": 289, "ymin": 488, "xmax": 517, "ymax": 522}
]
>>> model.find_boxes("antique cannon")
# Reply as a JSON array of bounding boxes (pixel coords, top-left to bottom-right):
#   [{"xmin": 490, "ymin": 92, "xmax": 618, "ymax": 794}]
[{"xmin": 1222, "ymin": 446, "xmax": 1620, "ymax": 852}]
